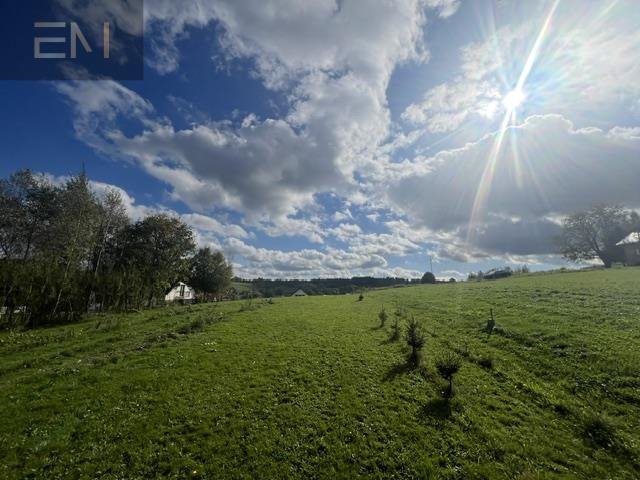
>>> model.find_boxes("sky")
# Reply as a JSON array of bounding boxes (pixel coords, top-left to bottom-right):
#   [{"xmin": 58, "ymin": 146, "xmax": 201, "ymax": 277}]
[{"xmin": 1, "ymin": 0, "xmax": 639, "ymax": 280}]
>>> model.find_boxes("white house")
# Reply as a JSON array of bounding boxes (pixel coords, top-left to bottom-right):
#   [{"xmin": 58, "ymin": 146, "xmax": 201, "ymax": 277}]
[
  {"xmin": 165, "ymin": 282, "xmax": 196, "ymax": 303},
  {"xmin": 617, "ymin": 232, "xmax": 640, "ymax": 266},
  {"xmin": 291, "ymin": 289, "xmax": 307, "ymax": 297}
]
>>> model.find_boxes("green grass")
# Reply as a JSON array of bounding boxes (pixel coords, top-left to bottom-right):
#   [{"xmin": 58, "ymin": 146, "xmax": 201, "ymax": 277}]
[{"xmin": 1, "ymin": 268, "xmax": 639, "ymax": 479}]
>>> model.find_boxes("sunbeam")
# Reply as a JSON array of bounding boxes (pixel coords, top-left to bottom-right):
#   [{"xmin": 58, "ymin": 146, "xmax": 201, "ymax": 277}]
[{"xmin": 467, "ymin": 0, "xmax": 562, "ymax": 242}]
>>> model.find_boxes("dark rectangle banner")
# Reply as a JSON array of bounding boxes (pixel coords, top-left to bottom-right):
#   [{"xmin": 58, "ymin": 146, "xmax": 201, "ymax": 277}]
[{"xmin": 0, "ymin": 0, "xmax": 144, "ymax": 80}]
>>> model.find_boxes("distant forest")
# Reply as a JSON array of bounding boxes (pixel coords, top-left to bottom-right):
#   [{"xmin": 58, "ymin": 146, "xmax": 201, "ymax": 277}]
[{"xmin": 233, "ymin": 277, "xmax": 422, "ymax": 297}]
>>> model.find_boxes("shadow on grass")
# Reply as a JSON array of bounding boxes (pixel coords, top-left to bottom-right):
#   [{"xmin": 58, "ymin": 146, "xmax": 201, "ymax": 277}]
[
  {"xmin": 379, "ymin": 334, "xmax": 400, "ymax": 345},
  {"xmin": 421, "ymin": 398, "xmax": 453, "ymax": 420},
  {"xmin": 383, "ymin": 361, "xmax": 415, "ymax": 381}
]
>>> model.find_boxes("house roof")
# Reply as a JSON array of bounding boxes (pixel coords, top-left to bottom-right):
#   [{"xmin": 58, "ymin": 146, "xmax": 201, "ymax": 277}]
[
  {"xmin": 165, "ymin": 282, "xmax": 193, "ymax": 294},
  {"xmin": 617, "ymin": 232, "xmax": 640, "ymax": 246}
]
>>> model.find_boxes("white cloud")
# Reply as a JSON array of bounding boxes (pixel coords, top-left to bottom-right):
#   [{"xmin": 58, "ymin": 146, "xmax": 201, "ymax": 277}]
[
  {"xmin": 439, "ymin": 269, "xmax": 465, "ymax": 280},
  {"xmin": 402, "ymin": 79, "xmax": 501, "ymax": 132},
  {"xmin": 385, "ymin": 114, "xmax": 640, "ymax": 257},
  {"xmin": 225, "ymin": 237, "xmax": 426, "ymax": 279},
  {"xmin": 181, "ymin": 213, "xmax": 249, "ymax": 239},
  {"xmin": 425, "ymin": 0, "xmax": 461, "ymax": 18},
  {"xmin": 55, "ymin": 0, "xmax": 447, "ymax": 239},
  {"xmin": 403, "ymin": 1, "xmax": 640, "ymax": 132},
  {"xmin": 51, "ymin": 0, "xmax": 640, "ymax": 276},
  {"xmin": 89, "ymin": 180, "xmax": 249, "ymax": 254}
]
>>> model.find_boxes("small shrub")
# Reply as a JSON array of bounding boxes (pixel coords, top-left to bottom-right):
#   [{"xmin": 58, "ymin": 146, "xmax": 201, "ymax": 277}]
[
  {"xmin": 553, "ymin": 403, "xmax": 571, "ymax": 416},
  {"xmin": 492, "ymin": 325, "xmax": 506, "ymax": 336},
  {"xmin": 239, "ymin": 297, "xmax": 255, "ymax": 312},
  {"xmin": 436, "ymin": 352, "xmax": 462, "ymax": 399},
  {"xmin": 93, "ymin": 317, "xmax": 122, "ymax": 331},
  {"xmin": 478, "ymin": 355, "xmax": 494, "ymax": 369},
  {"xmin": 405, "ymin": 316, "xmax": 425, "ymax": 365},
  {"xmin": 486, "ymin": 308, "xmax": 496, "ymax": 335},
  {"xmin": 178, "ymin": 317, "xmax": 206, "ymax": 335},
  {"xmin": 583, "ymin": 415, "xmax": 616, "ymax": 449},
  {"xmin": 378, "ymin": 306, "xmax": 388, "ymax": 327},
  {"xmin": 177, "ymin": 324, "xmax": 191, "ymax": 335},
  {"xmin": 358, "ymin": 293, "xmax": 364, "ymax": 302},
  {"xmin": 394, "ymin": 302, "xmax": 406, "ymax": 319},
  {"xmin": 390, "ymin": 317, "xmax": 401, "ymax": 342}
]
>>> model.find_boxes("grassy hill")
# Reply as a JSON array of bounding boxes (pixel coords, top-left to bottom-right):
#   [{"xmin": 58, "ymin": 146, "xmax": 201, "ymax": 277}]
[{"xmin": 1, "ymin": 268, "xmax": 639, "ymax": 479}]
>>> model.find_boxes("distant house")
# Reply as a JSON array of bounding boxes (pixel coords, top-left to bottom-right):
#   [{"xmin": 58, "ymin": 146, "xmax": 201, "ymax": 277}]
[
  {"xmin": 0, "ymin": 306, "xmax": 26, "ymax": 316},
  {"xmin": 291, "ymin": 289, "xmax": 307, "ymax": 297},
  {"xmin": 484, "ymin": 267, "xmax": 513, "ymax": 280},
  {"xmin": 617, "ymin": 232, "xmax": 640, "ymax": 266},
  {"xmin": 165, "ymin": 282, "xmax": 196, "ymax": 303}
]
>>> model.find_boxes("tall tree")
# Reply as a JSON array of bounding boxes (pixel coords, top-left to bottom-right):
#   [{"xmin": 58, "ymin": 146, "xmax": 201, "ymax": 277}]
[
  {"xmin": 559, "ymin": 205, "xmax": 636, "ymax": 268},
  {"xmin": 88, "ymin": 189, "xmax": 130, "ymax": 311},
  {"xmin": 0, "ymin": 171, "xmax": 63, "ymax": 327},
  {"xmin": 47, "ymin": 172, "xmax": 101, "ymax": 319},
  {"xmin": 0, "ymin": 170, "xmax": 60, "ymax": 260},
  {"xmin": 122, "ymin": 214, "xmax": 196, "ymax": 306},
  {"xmin": 189, "ymin": 247, "xmax": 233, "ymax": 300},
  {"xmin": 92, "ymin": 189, "xmax": 129, "ymax": 274}
]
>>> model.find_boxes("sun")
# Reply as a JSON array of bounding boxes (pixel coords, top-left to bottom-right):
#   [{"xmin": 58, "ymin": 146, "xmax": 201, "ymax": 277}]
[{"xmin": 503, "ymin": 88, "xmax": 526, "ymax": 111}]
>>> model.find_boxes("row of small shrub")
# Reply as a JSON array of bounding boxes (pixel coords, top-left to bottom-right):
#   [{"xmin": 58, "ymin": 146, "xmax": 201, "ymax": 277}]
[{"xmin": 379, "ymin": 304, "xmax": 462, "ymax": 401}]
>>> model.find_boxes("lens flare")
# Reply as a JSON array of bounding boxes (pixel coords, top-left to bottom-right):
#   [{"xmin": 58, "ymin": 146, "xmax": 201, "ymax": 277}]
[
  {"xmin": 503, "ymin": 88, "xmax": 526, "ymax": 111},
  {"xmin": 467, "ymin": 0, "xmax": 561, "ymax": 243}
]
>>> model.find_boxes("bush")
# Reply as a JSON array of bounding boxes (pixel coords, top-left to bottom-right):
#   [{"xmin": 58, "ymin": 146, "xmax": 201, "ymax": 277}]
[
  {"xmin": 405, "ymin": 316, "xmax": 425, "ymax": 365},
  {"xmin": 390, "ymin": 317, "xmax": 401, "ymax": 342},
  {"xmin": 486, "ymin": 308, "xmax": 496, "ymax": 335},
  {"xmin": 436, "ymin": 352, "xmax": 462, "ymax": 399},
  {"xmin": 477, "ymin": 355, "xmax": 494, "ymax": 369},
  {"xmin": 421, "ymin": 272, "xmax": 436, "ymax": 284},
  {"xmin": 358, "ymin": 293, "xmax": 364, "ymax": 301},
  {"xmin": 378, "ymin": 306, "xmax": 388, "ymax": 327},
  {"xmin": 239, "ymin": 297, "xmax": 255, "ymax": 312},
  {"xmin": 177, "ymin": 317, "xmax": 206, "ymax": 335},
  {"xmin": 394, "ymin": 302, "xmax": 407, "ymax": 319},
  {"xmin": 583, "ymin": 415, "xmax": 616, "ymax": 449}
]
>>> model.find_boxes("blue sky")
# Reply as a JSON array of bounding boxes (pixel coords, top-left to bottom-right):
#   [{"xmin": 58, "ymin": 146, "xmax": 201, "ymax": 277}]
[{"xmin": 2, "ymin": 0, "xmax": 639, "ymax": 280}]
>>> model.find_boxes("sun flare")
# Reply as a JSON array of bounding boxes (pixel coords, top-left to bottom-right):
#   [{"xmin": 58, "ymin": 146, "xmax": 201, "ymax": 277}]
[{"xmin": 503, "ymin": 88, "xmax": 526, "ymax": 111}]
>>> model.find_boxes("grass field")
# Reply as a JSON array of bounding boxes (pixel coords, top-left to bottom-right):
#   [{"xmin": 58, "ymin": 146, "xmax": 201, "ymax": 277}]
[{"xmin": 1, "ymin": 268, "xmax": 639, "ymax": 479}]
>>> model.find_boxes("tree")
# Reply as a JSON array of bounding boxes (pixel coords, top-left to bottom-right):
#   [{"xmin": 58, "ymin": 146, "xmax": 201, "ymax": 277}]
[
  {"xmin": 88, "ymin": 189, "xmax": 129, "ymax": 311},
  {"xmin": 436, "ymin": 353, "xmax": 461, "ymax": 399},
  {"xmin": 405, "ymin": 316, "xmax": 425, "ymax": 365},
  {"xmin": 378, "ymin": 305, "xmax": 387, "ymax": 327},
  {"xmin": 559, "ymin": 205, "xmax": 637, "ymax": 268},
  {"xmin": 0, "ymin": 170, "xmax": 104, "ymax": 326},
  {"xmin": 49, "ymin": 172, "xmax": 101, "ymax": 318},
  {"xmin": 0, "ymin": 170, "xmax": 60, "ymax": 260},
  {"xmin": 0, "ymin": 168, "xmax": 211, "ymax": 328},
  {"xmin": 121, "ymin": 214, "xmax": 196, "ymax": 306},
  {"xmin": 421, "ymin": 271, "xmax": 436, "ymax": 284},
  {"xmin": 189, "ymin": 247, "xmax": 233, "ymax": 300}
]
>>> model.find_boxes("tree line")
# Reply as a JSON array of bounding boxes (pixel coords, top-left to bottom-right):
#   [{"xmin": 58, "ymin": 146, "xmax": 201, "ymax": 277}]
[
  {"xmin": 0, "ymin": 170, "xmax": 232, "ymax": 329},
  {"xmin": 233, "ymin": 276, "xmax": 421, "ymax": 298}
]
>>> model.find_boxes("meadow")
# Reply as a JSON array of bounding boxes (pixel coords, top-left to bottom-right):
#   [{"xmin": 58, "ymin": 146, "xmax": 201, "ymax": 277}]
[{"xmin": 1, "ymin": 268, "xmax": 639, "ymax": 479}]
